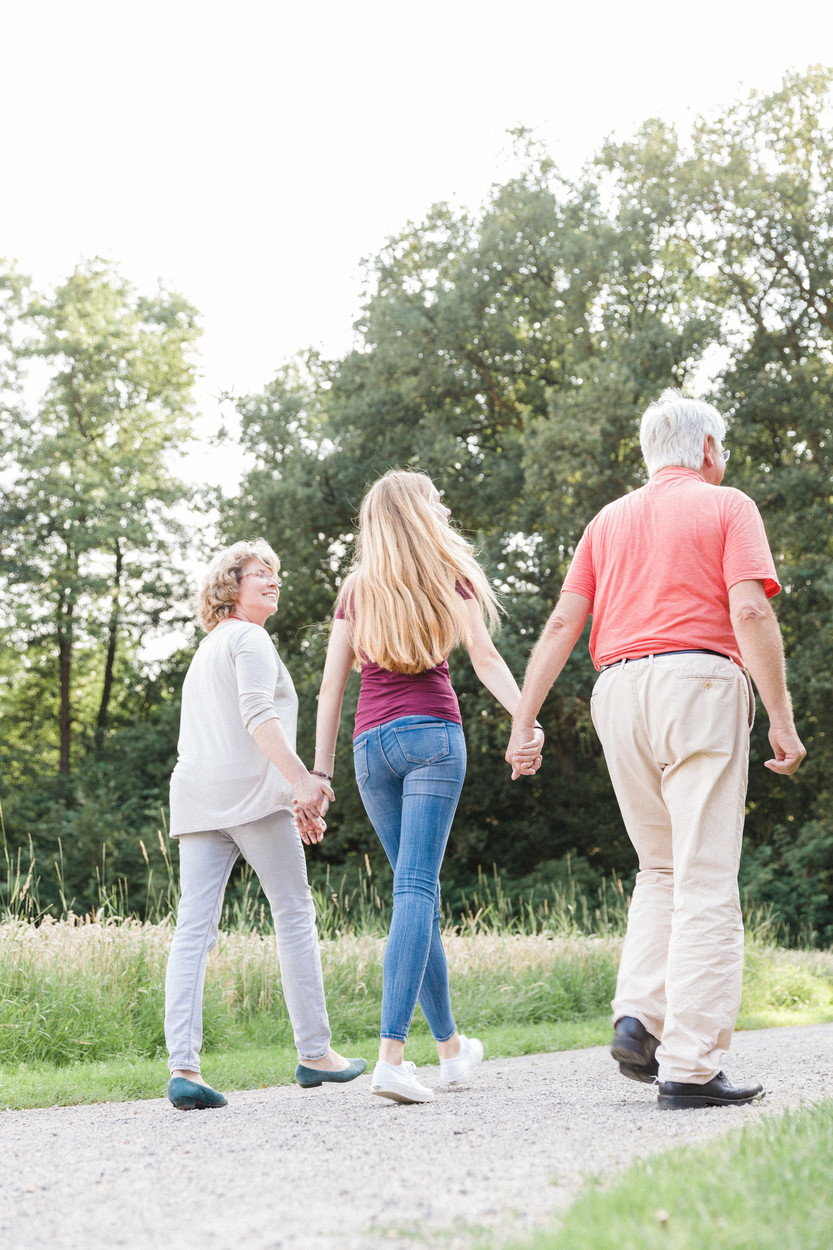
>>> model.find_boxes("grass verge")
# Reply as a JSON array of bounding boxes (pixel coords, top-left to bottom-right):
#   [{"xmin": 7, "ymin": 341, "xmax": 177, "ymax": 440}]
[
  {"xmin": 0, "ymin": 1018, "xmax": 614, "ymax": 1111},
  {"xmin": 498, "ymin": 1100, "xmax": 833, "ymax": 1250},
  {"xmin": 0, "ymin": 917, "xmax": 831, "ymax": 1111}
]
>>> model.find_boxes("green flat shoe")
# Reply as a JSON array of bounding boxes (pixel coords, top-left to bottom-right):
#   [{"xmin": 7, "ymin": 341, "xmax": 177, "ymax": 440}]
[
  {"xmin": 167, "ymin": 1076, "xmax": 228, "ymax": 1110},
  {"xmin": 294, "ymin": 1057, "xmax": 367, "ymax": 1088}
]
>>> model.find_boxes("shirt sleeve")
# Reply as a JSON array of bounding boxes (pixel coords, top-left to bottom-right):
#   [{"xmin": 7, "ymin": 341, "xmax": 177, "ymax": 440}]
[
  {"xmin": 233, "ymin": 627, "xmax": 282, "ymax": 734},
  {"xmin": 561, "ymin": 528, "xmax": 596, "ymax": 605},
  {"xmin": 723, "ymin": 498, "xmax": 781, "ymax": 598}
]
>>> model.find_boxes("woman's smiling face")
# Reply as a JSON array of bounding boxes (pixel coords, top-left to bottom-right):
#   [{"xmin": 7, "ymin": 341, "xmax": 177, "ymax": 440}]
[{"xmin": 234, "ymin": 558, "xmax": 281, "ymax": 625}]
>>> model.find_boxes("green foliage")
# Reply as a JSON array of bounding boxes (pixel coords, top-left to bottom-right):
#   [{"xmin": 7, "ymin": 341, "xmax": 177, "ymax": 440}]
[
  {"xmin": 220, "ymin": 68, "xmax": 833, "ymax": 938},
  {"xmin": 2, "ymin": 70, "xmax": 832, "ymax": 939},
  {"xmin": 0, "ymin": 261, "xmax": 201, "ymax": 910},
  {"xmin": 0, "ymin": 257, "xmax": 200, "ymax": 771}
]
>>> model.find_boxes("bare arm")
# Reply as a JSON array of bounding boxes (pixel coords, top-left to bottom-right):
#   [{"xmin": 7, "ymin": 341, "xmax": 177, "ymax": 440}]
[
  {"xmin": 728, "ymin": 580, "xmax": 806, "ymax": 775},
  {"xmin": 505, "ymin": 592, "xmax": 592, "ymax": 777},
  {"xmin": 251, "ymin": 718, "xmax": 334, "ymax": 844},
  {"xmin": 313, "ymin": 617, "xmax": 355, "ymax": 778},
  {"xmin": 463, "ymin": 599, "xmax": 528, "ymax": 713}
]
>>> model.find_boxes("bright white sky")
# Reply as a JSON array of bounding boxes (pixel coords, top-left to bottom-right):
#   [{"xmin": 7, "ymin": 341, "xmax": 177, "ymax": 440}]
[{"xmin": 2, "ymin": 0, "xmax": 831, "ymax": 485}]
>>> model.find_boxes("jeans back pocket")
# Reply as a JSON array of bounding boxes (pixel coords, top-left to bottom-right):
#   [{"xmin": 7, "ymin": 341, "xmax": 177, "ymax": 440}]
[
  {"xmin": 392, "ymin": 721, "xmax": 450, "ymax": 764},
  {"xmin": 353, "ymin": 738, "xmax": 369, "ymax": 789}
]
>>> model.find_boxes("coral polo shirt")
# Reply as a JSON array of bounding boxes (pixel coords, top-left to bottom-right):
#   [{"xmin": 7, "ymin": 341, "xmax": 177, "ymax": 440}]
[{"xmin": 561, "ymin": 467, "xmax": 780, "ymax": 670}]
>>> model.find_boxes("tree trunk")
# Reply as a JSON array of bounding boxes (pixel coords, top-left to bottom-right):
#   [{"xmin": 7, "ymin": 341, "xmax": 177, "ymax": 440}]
[
  {"xmin": 96, "ymin": 538, "xmax": 123, "ymax": 737},
  {"xmin": 58, "ymin": 594, "xmax": 73, "ymax": 776}
]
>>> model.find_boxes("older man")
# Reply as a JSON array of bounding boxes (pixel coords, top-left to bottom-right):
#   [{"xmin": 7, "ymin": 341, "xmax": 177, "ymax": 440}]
[{"xmin": 507, "ymin": 390, "xmax": 805, "ymax": 1109}]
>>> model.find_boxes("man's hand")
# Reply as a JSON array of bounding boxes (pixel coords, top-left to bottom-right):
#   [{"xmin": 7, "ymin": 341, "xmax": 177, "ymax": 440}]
[
  {"xmin": 506, "ymin": 725, "xmax": 544, "ymax": 780},
  {"xmin": 765, "ymin": 724, "xmax": 806, "ymax": 775}
]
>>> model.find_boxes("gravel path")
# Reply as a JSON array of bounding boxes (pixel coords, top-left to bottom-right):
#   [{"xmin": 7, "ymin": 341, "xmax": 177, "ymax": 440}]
[{"xmin": 1, "ymin": 1023, "xmax": 831, "ymax": 1250}]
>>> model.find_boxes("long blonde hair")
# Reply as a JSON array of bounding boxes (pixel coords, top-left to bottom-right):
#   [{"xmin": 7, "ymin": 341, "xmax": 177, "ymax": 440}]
[{"xmin": 337, "ymin": 470, "xmax": 500, "ymax": 673}]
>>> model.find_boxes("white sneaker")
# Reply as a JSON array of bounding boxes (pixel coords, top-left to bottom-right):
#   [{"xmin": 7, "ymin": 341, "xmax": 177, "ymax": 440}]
[
  {"xmin": 439, "ymin": 1035, "xmax": 484, "ymax": 1086},
  {"xmin": 370, "ymin": 1059, "xmax": 435, "ymax": 1104}
]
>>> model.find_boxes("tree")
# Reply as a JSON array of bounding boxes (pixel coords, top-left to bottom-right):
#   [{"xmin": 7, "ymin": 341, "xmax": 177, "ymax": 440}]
[
  {"xmin": 223, "ymin": 70, "xmax": 833, "ymax": 938},
  {"xmin": 1, "ymin": 260, "xmax": 200, "ymax": 777}
]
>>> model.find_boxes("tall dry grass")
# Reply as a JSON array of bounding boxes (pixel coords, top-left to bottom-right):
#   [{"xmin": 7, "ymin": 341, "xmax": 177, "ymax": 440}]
[{"xmin": 0, "ymin": 911, "xmax": 625, "ymax": 1066}]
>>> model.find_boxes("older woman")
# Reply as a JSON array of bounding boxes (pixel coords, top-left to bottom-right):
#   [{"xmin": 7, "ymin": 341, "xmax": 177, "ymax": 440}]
[{"xmin": 164, "ymin": 539, "xmax": 366, "ymax": 1110}]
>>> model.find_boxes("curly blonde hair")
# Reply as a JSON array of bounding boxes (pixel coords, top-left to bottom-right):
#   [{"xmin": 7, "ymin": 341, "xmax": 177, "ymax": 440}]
[
  {"xmin": 337, "ymin": 470, "xmax": 500, "ymax": 673},
  {"xmin": 196, "ymin": 540, "xmax": 281, "ymax": 632}
]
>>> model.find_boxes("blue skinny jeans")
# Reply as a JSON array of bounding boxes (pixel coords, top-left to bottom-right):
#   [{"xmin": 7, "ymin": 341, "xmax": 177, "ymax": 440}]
[{"xmin": 353, "ymin": 716, "xmax": 466, "ymax": 1043}]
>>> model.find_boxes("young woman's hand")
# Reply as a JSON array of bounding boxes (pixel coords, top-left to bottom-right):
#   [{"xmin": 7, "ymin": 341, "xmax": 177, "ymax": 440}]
[
  {"xmin": 509, "ymin": 725, "xmax": 545, "ymax": 779},
  {"xmin": 292, "ymin": 799, "xmax": 328, "ymax": 845}
]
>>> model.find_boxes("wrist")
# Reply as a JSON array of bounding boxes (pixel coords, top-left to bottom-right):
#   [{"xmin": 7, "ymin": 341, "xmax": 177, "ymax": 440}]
[{"xmin": 310, "ymin": 768, "xmax": 333, "ymax": 782}]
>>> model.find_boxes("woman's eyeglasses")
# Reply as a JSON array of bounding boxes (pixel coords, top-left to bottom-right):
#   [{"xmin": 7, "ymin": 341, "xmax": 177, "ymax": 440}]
[{"xmin": 241, "ymin": 569, "xmax": 282, "ymax": 587}]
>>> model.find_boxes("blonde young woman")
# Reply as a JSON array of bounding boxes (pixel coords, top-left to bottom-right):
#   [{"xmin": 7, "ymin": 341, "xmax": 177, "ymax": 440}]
[
  {"xmin": 313, "ymin": 471, "xmax": 543, "ymax": 1104},
  {"xmin": 164, "ymin": 540, "xmax": 366, "ymax": 1110}
]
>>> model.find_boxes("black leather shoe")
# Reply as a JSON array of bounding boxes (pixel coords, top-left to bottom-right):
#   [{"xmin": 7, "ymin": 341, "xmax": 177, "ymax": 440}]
[
  {"xmin": 610, "ymin": 1016, "xmax": 660, "ymax": 1084},
  {"xmin": 657, "ymin": 1070, "xmax": 764, "ymax": 1110}
]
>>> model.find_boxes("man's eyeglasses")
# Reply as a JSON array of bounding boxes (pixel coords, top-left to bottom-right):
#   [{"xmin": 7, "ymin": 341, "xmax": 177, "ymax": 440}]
[
  {"xmin": 721, "ymin": 448, "xmax": 731, "ymax": 462},
  {"xmin": 241, "ymin": 569, "xmax": 282, "ymax": 587}
]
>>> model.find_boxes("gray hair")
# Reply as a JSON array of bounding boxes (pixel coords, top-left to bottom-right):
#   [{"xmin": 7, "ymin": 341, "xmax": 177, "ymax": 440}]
[
  {"xmin": 639, "ymin": 389, "xmax": 727, "ymax": 476},
  {"xmin": 196, "ymin": 539, "xmax": 281, "ymax": 632}
]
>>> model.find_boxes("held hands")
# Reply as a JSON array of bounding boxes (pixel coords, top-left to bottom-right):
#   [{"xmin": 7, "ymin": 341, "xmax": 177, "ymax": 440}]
[
  {"xmin": 293, "ymin": 800, "xmax": 327, "ymax": 845},
  {"xmin": 505, "ymin": 724, "xmax": 545, "ymax": 780},
  {"xmin": 292, "ymin": 772, "xmax": 335, "ymax": 845}
]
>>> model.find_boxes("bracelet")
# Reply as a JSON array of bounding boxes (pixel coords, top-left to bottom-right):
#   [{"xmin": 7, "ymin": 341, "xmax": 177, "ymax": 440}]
[
  {"xmin": 310, "ymin": 769, "xmax": 333, "ymax": 782},
  {"xmin": 315, "ymin": 748, "xmax": 336, "ymax": 758}
]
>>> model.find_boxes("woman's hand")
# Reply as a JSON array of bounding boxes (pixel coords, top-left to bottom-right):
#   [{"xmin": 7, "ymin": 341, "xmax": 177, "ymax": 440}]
[
  {"xmin": 293, "ymin": 800, "xmax": 327, "ymax": 845},
  {"xmin": 508, "ymin": 725, "xmax": 545, "ymax": 780},
  {"xmin": 292, "ymin": 772, "xmax": 335, "ymax": 845},
  {"xmin": 294, "ymin": 771, "xmax": 335, "ymax": 817}
]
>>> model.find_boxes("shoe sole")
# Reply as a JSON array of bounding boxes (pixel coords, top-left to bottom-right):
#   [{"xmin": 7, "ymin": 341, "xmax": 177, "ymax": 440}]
[
  {"xmin": 658, "ymin": 1091, "xmax": 765, "ymax": 1110},
  {"xmin": 169, "ymin": 1097, "xmax": 227, "ymax": 1111},
  {"xmin": 371, "ymin": 1085, "xmax": 435, "ymax": 1105},
  {"xmin": 611, "ymin": 1040, "xmax": 658, "ymax": 1083},
  {"xmin": 617, "ymin": 1062, "xmax": 657, "ymax": 1085}
]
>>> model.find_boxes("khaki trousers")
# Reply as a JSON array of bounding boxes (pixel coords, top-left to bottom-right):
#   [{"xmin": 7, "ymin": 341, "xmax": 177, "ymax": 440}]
[{"xmin": 590, "ymin": 652, "xmax": 754, "ymax": 1083}]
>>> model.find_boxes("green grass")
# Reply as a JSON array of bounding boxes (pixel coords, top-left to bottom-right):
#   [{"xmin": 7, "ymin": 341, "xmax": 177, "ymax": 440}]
[
  {"xmin": 0, "ymin": 916, "xmax": 831, "ymax": 1110},
  {"xmin": 0, "ymin": 1018, "xmax": 615, "ymax": 1110},
  {"xmin": 1, "ymin": 837, "xmax": 831, "ymax": 1111},
  {"xmin": 498, "ymin": 1100, "xmax": 833, "ymax": 1250}
]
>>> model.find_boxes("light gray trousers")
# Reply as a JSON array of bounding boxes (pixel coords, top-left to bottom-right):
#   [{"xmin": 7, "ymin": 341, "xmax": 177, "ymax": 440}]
[{"xmin": 164, "ymin": 810, "xmax": 332, "ymax": 1072}]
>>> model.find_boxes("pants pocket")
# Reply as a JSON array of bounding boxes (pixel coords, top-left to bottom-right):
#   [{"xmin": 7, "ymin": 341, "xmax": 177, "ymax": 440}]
[
  {"xmin": 392, "ymin": 721, "xmax": 450, "ymax": 764},
  {"xmin": 744, "ymin": 670, "xmax": 756, "ymax": 731},
  {"xmin": 353, "ymin": 738, "xmax": 369, "ymax": 789}
]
